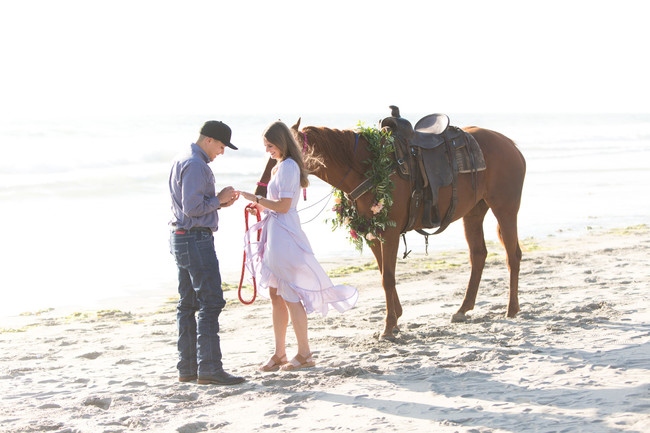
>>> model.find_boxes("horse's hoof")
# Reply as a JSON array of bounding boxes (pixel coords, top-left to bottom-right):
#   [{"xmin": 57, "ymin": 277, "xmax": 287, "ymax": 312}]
[
  {"xmin": 506, "ymin": 307, "xmax": 520, "ymax": 318},
  {"xmin": 451, "ymin": 312, "xmax": 467, "ymax": 323},
  {"xmin": 379, "ymin": 329, "xmax": 397, "ymax": 341}
]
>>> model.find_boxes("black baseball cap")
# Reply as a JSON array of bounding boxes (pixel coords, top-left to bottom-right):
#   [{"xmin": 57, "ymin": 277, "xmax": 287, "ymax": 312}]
[{"xmin": 200, "ymin": 120, "xmax": 238, "ymax": 150}]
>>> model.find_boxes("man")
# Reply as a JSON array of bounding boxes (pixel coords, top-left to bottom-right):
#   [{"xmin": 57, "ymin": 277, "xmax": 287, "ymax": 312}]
[{"xmin": 169, "ymin": 120, "xmax": 245, "ymax": 385}]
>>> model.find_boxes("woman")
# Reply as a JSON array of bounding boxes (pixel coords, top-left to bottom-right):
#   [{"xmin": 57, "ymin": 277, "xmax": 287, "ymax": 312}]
[{"xmin": 239, "ymin": 121, "xmax": 358, "ymax": 371}]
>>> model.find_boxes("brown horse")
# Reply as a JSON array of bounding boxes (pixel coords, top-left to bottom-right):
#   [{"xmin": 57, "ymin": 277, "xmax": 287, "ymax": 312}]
[{"xmin": 255, "ymin": 116, "xmax": 526, "ymax": 338}]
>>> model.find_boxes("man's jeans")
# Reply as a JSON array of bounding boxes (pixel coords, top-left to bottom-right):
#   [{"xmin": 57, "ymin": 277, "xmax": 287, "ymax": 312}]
[{"xmin": 170, "ymin": 230, "xmax": 226, "ymax": 377}]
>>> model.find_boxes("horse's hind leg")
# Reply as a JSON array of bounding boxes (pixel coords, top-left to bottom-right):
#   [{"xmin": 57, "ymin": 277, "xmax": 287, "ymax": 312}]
[
  {"xmin": 493, "ymin": 207, "xmax": 522, "ymax": 318},
  {"xmin": 452, "ymin": 200, "xmax": 490, "ymax": 322}
]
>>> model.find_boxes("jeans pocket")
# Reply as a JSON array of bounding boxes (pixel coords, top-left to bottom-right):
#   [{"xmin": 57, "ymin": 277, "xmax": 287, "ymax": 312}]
[
  {"xmin": 195, "ymin": 234, "xmax": 217, "ymax": 268},
  {"xmin": 171, "ymin": 239, "xmax": 191, "ymax": 267}
]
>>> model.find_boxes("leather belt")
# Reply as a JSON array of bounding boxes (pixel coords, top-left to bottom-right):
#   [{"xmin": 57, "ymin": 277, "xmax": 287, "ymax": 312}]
[{"xmin": 172, "ymin": 227, "xmax": 212, "ymax": 234}]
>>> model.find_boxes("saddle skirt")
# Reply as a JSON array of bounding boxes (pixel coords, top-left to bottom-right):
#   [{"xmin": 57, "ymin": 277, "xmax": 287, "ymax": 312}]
[{"xmin": 380, "ymin": 106, "xmax": 486, "ymax": 233}]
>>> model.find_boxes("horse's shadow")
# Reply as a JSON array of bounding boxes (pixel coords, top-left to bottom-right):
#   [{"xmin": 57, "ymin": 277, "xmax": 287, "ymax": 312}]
[
  {"xmin": 313, "ymin": 340, "xmax": 649, "ymax": 432},
  {"xmin": 305, "ymin": 315, "xmax": 650, "ymax": 432}
]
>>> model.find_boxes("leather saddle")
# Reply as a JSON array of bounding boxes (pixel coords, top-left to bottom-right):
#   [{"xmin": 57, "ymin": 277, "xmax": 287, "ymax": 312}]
[
  {"xmin": 380, "ymin": 106, "xmax": 486, "ymax": 235},
  {"xmin": 412, "ymin": 113, "xmax": 449, "ymax": 148}
]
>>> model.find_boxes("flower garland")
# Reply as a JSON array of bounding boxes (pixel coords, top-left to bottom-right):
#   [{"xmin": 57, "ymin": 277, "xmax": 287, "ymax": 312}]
[{"xmin": 330, "ymin": 123, "xmax": 396, "ymax": 251}]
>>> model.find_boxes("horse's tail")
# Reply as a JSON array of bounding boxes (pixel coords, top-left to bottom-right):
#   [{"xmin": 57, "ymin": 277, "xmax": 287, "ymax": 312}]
[{"xmin": 497, "ymin": 225, "xmax": 505, "ymax": 248}]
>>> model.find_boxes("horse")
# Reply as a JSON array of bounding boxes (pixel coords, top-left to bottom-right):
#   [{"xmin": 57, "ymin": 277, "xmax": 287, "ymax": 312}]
[{"xmin": 254, "ymin": 114, "xmax": 526, "ymax": 338}]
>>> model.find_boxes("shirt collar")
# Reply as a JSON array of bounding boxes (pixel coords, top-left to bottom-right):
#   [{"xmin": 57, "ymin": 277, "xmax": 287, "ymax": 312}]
[{"xmin": 191, "ymin": 142, "xmax": 210, "ymax": 163}]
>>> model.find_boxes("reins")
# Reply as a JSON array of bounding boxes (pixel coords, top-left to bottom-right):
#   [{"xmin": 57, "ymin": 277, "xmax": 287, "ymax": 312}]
[{"xmin": 237, "ymin": 203, "xmax": 261, "ymax": 304}]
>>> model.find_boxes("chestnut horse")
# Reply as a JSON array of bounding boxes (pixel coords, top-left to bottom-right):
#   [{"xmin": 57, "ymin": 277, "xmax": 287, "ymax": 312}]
[{"xmin": 255, "ymin": 117, "xmax": 526, "ymax": 338}]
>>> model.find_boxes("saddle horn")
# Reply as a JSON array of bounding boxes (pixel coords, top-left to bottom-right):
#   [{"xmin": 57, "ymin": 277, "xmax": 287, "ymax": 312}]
[
  {"xmin": 381, "ymin": 105, "xmax": 412, "ymax": 136},
  {"xmin": 380, "ymin": 116, "xmax": 399, "ymax": 130}
]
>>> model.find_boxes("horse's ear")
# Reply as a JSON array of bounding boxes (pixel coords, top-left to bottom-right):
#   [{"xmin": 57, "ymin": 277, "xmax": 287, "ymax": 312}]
[{"xmin": 291, "ymin": 118, "xmax": 301, "ymax": 130}]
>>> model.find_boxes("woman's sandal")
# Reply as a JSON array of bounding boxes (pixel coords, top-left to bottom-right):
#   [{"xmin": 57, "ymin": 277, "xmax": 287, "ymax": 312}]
[
  {"xmin": 281, "ymin": 353, "xmax": 316, "ymax": 371},
  {"xmin": 259, "ymin": 354, "xmax": 287, "ymax": 372}
]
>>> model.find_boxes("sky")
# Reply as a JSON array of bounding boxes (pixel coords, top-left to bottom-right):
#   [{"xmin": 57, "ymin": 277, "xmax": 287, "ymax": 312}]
[{"xmin": 1, "ymin": 0, "xmax": 649, "ymax": 120}]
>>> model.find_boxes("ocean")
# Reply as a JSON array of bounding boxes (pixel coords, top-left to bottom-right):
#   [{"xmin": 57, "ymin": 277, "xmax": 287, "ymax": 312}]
[{"xmin": 1, "ymin": 112, "xmax": 649, "ymax": 317}]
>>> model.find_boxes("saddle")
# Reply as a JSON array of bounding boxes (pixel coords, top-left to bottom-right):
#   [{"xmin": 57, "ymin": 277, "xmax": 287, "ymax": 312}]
[{"xmin": 380, "ymin": 106, "xmax": 486, "ymax": 235}]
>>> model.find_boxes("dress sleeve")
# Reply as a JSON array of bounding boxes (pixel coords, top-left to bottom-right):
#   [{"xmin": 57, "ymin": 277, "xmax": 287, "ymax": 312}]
[{"xmin": 276, "ymin": 159, "xmax": 300, "ymax": 198}]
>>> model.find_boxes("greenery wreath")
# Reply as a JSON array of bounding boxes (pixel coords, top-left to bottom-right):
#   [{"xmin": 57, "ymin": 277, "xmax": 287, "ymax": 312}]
[{"xmin": 329, "ymin": 123, "xmax": 397, "ymax": 251}]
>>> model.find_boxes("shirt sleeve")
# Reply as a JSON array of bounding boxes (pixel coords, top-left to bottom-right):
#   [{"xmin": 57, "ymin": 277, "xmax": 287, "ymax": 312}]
[
  {"xmin": 276, "ymin": 159, "xmax": 300, "ymax": 199},
  {"xmin": 180, "ymin": 161, "xmax": 220, "ymax": 217}
]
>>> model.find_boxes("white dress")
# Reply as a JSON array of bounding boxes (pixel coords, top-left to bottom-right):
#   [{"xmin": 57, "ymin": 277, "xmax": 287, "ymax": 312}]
[{"xmin": 244, "ymin": 158, "xmax": 358, "ymax": 316}]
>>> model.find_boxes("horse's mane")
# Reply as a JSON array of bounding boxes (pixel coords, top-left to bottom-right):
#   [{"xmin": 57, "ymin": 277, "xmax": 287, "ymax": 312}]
[{"xmin": 300, "ymin": 126, "xmax": 366, "ymax": 174}]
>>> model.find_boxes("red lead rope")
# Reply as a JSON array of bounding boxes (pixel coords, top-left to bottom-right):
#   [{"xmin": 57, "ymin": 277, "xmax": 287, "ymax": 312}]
[{"xmin": 238, "ymin": 203, "xmax": 261, "ymax": 304}]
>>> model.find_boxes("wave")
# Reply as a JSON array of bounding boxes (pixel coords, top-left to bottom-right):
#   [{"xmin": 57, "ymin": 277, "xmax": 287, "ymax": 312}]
[{"xmin": 1, "ymin": 112, "xmax": 648, "ymax": 203}]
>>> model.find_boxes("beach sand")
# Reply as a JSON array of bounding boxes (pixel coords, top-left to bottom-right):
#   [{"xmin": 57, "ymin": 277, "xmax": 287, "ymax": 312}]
[{"xmin": 1, "ymin": 225, "xmax": 649, "ymax": 433}]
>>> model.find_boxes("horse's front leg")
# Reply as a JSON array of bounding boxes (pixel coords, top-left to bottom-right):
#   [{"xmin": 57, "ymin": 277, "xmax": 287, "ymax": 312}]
[
  {"xmin": 453, "ymin": 202, "xmax": 489, "ymax": 322},
  {"xmin": 373, "ymin": 231, "xmax": 401, "ymax": 338}
]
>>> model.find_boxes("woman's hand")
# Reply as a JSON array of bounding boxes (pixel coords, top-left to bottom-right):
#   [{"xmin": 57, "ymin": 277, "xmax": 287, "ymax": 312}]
[
  {"xmin": 246, "ymin": 205, "xmax": 259, "ymax": 216},
  {"xmin": 238, "ymin": 191, "xmax": 263, "ymax": 215},
  {"xmin": 239, "ymin": 191, "xmax": 257, "ymax": 202},
  {"xmin": 237, "ymin": 190, "xmax": 290, "ymax": 214}
]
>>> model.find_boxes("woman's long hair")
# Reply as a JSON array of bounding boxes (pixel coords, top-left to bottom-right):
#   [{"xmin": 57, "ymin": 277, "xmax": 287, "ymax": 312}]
[{"xmin": 263, "ymin": 121, "xmax": 310, "ymax": 188}]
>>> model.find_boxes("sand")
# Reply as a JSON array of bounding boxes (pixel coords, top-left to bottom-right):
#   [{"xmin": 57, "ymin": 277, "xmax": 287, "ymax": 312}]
[{"xmin": 1, "ymin": 225, "xmax": 649, "ymax": 433}]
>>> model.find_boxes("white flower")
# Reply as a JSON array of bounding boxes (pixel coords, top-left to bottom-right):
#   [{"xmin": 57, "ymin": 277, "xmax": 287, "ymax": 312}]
[{"xmin": 371, "ymin": 202, "xmax": 384, "ymax": 215}]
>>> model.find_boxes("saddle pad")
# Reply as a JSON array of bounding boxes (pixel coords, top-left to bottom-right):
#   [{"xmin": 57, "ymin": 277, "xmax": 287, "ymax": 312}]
[{"xmin": 456, "ymin": 132, "xmax": 486, "ymax": 173}]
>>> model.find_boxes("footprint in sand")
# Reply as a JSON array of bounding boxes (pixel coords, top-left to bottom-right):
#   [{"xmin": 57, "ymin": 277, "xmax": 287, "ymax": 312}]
[
  {"xmin": 266, "ymin": 404, "xmax": 303, "ymax": 419},
  {"xmin": 83, "ymin": 396, "xmax": 112, "ymax": 410},
  {"xmin": 122, "ymin": 381, "xmax": 147, "ymax": 387},
  {"xmin": 282, "ymin": 392, "xmax": 313, "ymax": 403},
  {"xmin": 78, "ymin": 351, "xmax": 102, "ymax": 360},
  {"xmin": 115, "ymin": 359, "xmax": 139, "ymax": 365},
  {"xmin": 176, "ymin": 421, "xmax": 229, "ymax": 432}
]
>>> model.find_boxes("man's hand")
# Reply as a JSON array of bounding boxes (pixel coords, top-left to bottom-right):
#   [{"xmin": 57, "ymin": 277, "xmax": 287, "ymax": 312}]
[{"xmin": 217, "ymin": 186, "xmax": 239, "ymax": 208}]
